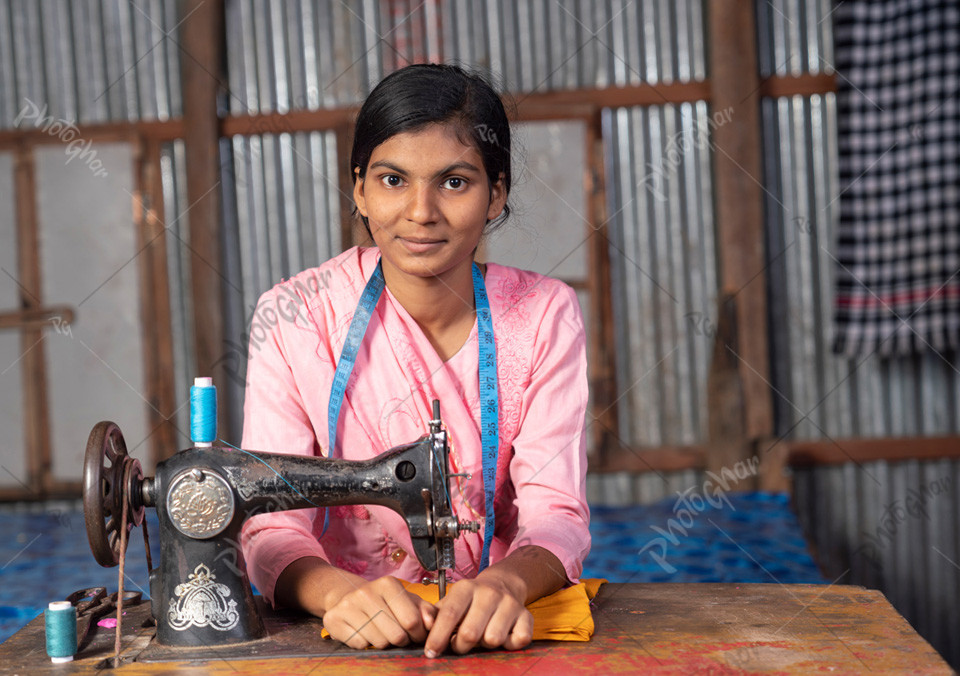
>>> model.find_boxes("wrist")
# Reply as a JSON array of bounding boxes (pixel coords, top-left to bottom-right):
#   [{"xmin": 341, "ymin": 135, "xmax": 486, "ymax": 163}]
[
  {"xmin": 275, "ymin": 556, "xmax": 364, "ymax": 617},
  {"xmin": 476, "ymin": 565, "xmax": 528, "ymax": 604}
]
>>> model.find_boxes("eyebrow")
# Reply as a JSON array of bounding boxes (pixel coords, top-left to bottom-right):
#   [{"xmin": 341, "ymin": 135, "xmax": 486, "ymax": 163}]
[{"xmin": 368, "ymin": 160, "xmax": 482, "ymax": 178}]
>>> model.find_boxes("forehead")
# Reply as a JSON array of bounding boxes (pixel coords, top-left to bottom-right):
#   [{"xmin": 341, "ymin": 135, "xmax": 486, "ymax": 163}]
[{"xmin": 369, "ymin": 123, "xmax": 483, "ymax": 170}]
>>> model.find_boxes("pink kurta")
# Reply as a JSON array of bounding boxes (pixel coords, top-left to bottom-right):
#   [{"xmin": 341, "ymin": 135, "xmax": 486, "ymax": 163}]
[{"xmin": 240, "ymin": 246, "xmax": 590, "ymax": 606}]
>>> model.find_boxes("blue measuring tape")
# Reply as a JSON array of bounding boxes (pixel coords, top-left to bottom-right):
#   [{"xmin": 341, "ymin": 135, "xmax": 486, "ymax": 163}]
[
  {"xmin": 326, "ymin": 258, "xmax": 499, "ymax": 571},
  {"xmin": 472, "ymin": 262, "xmax": 499, "ymax": 572}
]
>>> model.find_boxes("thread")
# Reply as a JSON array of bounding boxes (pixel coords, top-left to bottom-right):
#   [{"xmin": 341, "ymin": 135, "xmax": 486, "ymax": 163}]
[
  {"xmin": 45, "ymin": 600, "xmax": 77, "ymax": 663},
  {"xmin": 190, "ymin": 376, "xmax": 217, "ymax": 446}
]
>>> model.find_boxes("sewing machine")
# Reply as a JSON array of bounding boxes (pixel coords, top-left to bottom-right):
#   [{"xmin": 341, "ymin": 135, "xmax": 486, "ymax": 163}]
[{"xmin": 82, "ymin": 400, "xmax": 477, "ymax": 648}]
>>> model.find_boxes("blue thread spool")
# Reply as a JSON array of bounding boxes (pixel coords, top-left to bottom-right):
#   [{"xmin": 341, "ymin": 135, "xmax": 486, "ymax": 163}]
[
  {"xmin": 45, "ymin": 600, "xmax": 77, "ymax": 663},
  {"xmin": 190, "ymin": 376, "xmax": 217, "ymax": 447}
]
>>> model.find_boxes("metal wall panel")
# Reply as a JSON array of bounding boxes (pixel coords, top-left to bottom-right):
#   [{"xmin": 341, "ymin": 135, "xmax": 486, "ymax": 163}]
[
  {"xmin": 214, "ymin": 0, "xmax": 710, "ymax": 484},
  {"xmin": 35, "ymin": 143, "xmax": 150, "ymax": 478},
  {"xmin": 762, "ymin": 0, "xmax": 960, "ymax": 667},
  {"xmin": 160, "ymin": 139, "xmax": 195, "ymax": 450},
  {"xmin": 223, "ymin": 0, "xmax": 706, "ymax": 119},
  {"xmin": 0, "ymin": 0, "xmax": 180, "ymax": 128},
  {"xmin": 605, "ymin": 101, "xmax": 716, "ymax": 448},
  {"xmin": 793, "ymin": 459, "xmax": 960, "ymax": 667},
  {"xmin": 757, "ymin": 0, "xmax": 834, "ymax": 78}
]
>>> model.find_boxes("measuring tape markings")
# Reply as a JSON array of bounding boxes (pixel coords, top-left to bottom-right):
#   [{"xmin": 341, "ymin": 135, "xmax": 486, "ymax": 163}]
[
  {"xmin": 327, "ymin": 258, "xmax": 499, "ymax": 571},
  {"xmin": 472, "ymin": 263, "xmax": 499, "ymax": 572}
]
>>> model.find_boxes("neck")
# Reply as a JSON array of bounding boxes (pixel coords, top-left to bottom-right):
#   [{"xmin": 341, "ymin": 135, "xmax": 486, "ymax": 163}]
[{"xmin": 380, "ymin": 257, "xmax": 477, "ymax": 337}]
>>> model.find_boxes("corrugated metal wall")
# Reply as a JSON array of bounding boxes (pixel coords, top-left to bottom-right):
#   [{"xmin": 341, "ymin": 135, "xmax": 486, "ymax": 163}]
[
  {"xmin": 2, "ymin": 0, "xmax": 957, "ymax": 665},
  {"xmin": 217, "ymin": 0, "xmax": 713, "ymax": 461},
  {"xmin": 759, "ymin": 0, "xmax": 960, "ymax": 667},
  {"xmin": 0, "ymin": 0, "xmax": 181, "ymax": 126}
]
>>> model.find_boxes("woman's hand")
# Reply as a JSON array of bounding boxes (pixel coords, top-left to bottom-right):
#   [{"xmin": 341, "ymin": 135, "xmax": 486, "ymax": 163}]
[
  {"xmin": 275, "ymin": 557, "xmax": 436, "ymax": 650},
  {"xmin": 423, "ymin": 574, "xmax": 533, "ymax": 657},
  {"xmin": 322, "ymin": 575, "xmax": 436, "ymax": 649},
  {"xmin": 423, "ymin": 545, "xmax": 567, "ymax": 657}
]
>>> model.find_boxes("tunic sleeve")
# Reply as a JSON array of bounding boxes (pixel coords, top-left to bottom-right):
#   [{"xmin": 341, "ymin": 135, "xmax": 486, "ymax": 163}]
[
  {"xmin": 238, "ymin": 288, "xmax": 329, "ymax": 607},
  {"xmin": 505, "ymin": 284, "xmax": 591, "ymax": 582}
]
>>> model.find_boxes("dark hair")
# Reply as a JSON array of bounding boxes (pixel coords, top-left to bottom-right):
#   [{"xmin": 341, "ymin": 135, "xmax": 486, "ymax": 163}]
[{"xmin": 350, "ymin": 63, "xmax": 512, "ymax": 231}]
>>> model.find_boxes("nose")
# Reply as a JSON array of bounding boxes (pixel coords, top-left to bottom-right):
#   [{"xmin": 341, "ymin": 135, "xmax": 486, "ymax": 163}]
[{"xmin": 403, "ymin": 183, "xmax": 438, "ymax": 225}]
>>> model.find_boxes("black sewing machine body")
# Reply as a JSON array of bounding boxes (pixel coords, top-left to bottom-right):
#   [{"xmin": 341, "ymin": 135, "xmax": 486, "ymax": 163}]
[{"xmin": 83, "ymin": 409, "xmax": 474, "ymax": 648}]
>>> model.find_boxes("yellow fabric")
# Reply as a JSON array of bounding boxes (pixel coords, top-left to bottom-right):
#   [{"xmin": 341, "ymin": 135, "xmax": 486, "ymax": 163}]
[{"xmin": 320, "ymin": 578, "xmax": 607, "ymax": 642}]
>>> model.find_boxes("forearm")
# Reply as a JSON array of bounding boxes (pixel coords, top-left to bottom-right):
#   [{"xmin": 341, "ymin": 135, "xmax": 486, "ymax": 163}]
[
  {"xmin": 476, "ymin": 545, "xmax": 568, "ymax": 605},
  {"xmin": 274, "ymin": 555, "xmax": 366, "ymax": 617}
]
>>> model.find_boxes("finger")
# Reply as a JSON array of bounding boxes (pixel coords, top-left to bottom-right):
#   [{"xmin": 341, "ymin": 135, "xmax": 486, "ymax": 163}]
[
  {"xmin": 479, "ymin": 599, "xmax": 524, "ymax": 649},
  {"xmin": 373, "ymin": 578, "xmax": 432, "ymax": 644},
  {"xmin": 424, "ymin": 589, "xmax": 472, "ymax": 657},
  {"xmin": 332, "ymin": 590, "xmax": 406, "ymax": 650},
  {"xmin": 502, "ymin": 609, "xmax": 534, "ymax": 651},
  {"xmin": 362, "ymin": 602, "xmax": 413, "ymax": 648},
  {"xmin": 449, "ymin": 592, "xmax": 499, "ymax": 655},
  {"xmin": 325, "ymin": 610, "xmax": 388, "ymax": 650},
  {"xmin": 419, "ymin": 598, "xmax": 438, "ymax": 632},
  {"xmin": 382, "ymin": 591, "xmax": 431, "ymax": 644}
]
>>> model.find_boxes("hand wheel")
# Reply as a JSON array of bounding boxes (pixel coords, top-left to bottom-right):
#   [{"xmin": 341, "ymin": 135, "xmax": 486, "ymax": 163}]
[{"xmin": 83, "ymin": 421, "xmax": 144, "ymax": 567}]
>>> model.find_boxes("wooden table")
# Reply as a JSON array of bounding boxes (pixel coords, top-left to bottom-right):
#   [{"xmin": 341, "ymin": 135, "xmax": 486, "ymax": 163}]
[{"xmin": 1, "ymin": 584, "xmax": 951, "ymax": 674}]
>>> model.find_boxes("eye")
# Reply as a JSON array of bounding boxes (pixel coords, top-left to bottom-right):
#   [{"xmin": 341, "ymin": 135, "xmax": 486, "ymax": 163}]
[
  {"xmin": 442, "ymin": 177, "xmax": 466, "ymax": 190},
  {"xmin": 380, "ymin": 174, "xmax": 403, "ymax": 187}
]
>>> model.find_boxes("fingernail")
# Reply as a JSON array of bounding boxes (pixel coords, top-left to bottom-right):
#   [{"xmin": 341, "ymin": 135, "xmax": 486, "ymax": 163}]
[{"xmin": 425, "ymin": 649, "xmax": 437, "ymax": 659}]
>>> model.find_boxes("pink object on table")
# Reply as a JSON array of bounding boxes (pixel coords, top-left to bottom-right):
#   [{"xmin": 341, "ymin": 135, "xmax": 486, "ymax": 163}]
[{"xmin": 97, "ymin": 618, "xmax": 118, "ymax": 629}]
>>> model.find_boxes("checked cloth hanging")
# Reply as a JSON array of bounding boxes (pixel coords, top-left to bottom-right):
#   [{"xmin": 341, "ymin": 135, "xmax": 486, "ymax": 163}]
[{"xmin": 833, "ymin": 0, "xmax": 960, "ymax": 357}]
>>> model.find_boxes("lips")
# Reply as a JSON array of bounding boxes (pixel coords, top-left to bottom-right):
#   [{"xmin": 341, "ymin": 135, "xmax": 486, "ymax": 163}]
[{"xmin": 398, "ymin": 236, "xmax": 444, "ymax": 254}]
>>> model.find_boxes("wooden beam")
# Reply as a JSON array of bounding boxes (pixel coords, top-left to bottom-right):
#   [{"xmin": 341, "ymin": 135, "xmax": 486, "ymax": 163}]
[
  {"xmin": 223, "ymin": 108, "xmax": 357, "ymax": 138},
  {"xmin": 13, "ymin": 143, "xmax": 51, "ymax": 495},
  {"xmin": 0, "ymin": 74, "xmax": 837, "ymax": 155},
  {"xmin": 758, "ymin": 436, "xmax": 791, "ymax": 493},
  {"xmin": 0, "ymin": 480, "xmax": 80, "ymax": 502},
  {"xmin": 590, "ymin": 444, "xmax": 706, "ymax": 473},
  {"xmin": 588, "ymin": 434, "xmax": 960, "ymax": 475},
  {"xmin": 706, "ymin": 1, "xmax": 774, "ymax": 471},
  {"xmin": 0, "ymin": 306, "xmax": 73, "ymax": 331},
  {"xmin": 785, "ymin": 436, "xmax": 960, "ymax": 466},
  {"xmin": 180, "ymin": 0, "xmax": 230, "ymax": 436},
  {"xmin": 0, "ymin": 119, "xmax": 182, "ymax": 150},
  {"xmin": 515, "ymin": 80, "xmax": 713, "ymax": 109},
  {"xmin": 759, "ymin": 72, "xmax": 837, "ymax": 99}
]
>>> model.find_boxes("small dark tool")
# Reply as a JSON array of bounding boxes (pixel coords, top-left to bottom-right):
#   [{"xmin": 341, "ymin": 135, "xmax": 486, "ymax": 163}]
[{"xmin": 66, "ymin": 587, "xmax": 143, "ymax": 652}]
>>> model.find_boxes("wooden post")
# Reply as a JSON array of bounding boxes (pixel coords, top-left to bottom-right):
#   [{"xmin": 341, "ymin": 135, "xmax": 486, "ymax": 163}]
[
  {"xmin": 180, "ymin": 0, "xmax": 230, "ymax": 436},
  {"xmin": 585, "ymin": 111, "xmax": 618, "ymax": 463},
  {"xmin": 335, "ymin": 122, "xmax": 366, "ymax": 250},
  {"xmin": 14, "ymin": 143, "xmax": 51, "ymax": 494},
  {"xmin": 133, "ymin": 137, "xmax": 178, "ymax": 464},
  {"xmin": 707, "ymin": 0, "xmax": 774, "ymax": 484}
]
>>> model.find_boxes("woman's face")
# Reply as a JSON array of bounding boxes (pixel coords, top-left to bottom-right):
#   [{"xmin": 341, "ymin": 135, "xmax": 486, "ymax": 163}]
[{"xmin": 354, "ymin": 123, "xmax": 506, "ymax": 281}]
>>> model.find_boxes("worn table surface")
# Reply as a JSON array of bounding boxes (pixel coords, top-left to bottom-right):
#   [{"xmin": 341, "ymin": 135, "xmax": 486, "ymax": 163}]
[{"xmin": 1, "ymin": 583, "xmax": 951, "ymax": 675}]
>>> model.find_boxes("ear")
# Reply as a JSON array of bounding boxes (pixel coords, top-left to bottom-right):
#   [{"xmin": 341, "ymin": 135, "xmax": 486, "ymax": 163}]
[
  {"xmin": 486, "ymin": 173, "xmax": 507, "ymax": 221},
  {"xmin": 353, "ymin": 168, "xmax": 368, "ymax": 217}
]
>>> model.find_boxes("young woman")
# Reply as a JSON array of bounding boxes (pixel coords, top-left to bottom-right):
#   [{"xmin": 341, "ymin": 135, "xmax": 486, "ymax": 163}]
[{"xmin": 240, "ymin": 63, "xmax": 590, "ymax": 658}]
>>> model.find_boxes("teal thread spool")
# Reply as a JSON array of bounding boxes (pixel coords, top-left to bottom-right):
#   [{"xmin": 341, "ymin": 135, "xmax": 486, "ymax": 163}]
[
  {"xmin": 45, "ymin": 600, "xmax": 77, "ymax": 663},
  {"xmin": 190, "ymin": 376, "xmax": 217, "ymax": 447}
]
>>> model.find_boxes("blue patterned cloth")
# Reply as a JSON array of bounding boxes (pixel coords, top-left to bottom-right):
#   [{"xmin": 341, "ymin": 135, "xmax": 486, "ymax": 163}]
[
  {"xmin": 583, "ymin": 492, "xmax": 824, "ymax": 584},
  {"xmin": 0, "ymin": 505, "xmax": 155, "ymax": 643}
]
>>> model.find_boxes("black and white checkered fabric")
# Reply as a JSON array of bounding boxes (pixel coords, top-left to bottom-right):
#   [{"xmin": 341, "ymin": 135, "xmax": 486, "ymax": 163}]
[{"xmin": 833, "ymin": 0, "xmax": 960, "ymax": 357}]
